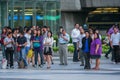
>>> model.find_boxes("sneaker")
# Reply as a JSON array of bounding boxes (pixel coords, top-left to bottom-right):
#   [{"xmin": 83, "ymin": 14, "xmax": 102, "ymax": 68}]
[
  {"xmin": 51, "ymin": 62, "xmax": 54, "ymax": 65},
  {"xmin": 59, "ymin": 63, "xmax": 64, "ymax": 65},
  {"xmin": 105, "ymin": 55, "xmax": 109, "ymax": 59},
  {"xmin": 24, "ymin": 66, "xmax": 28, "ymax": 69},
  {"xmin": 33, "ymin": 65, "xmax": 37, "ymax": 68},
  {"xmin": 10, "ymin": 66, "xmax": 14, "ymax": 69},
  {"xmin": 38, "ymin": 65, "xmax": 43, "ymax": 68},
  {"xmin": 64, "ymin": 63, "xmax": 68, "ymax": 66},
  {"xmin": 47, "ymin": 67, "xmax": 51, "ymax": 69},
  {"xmin": 80, "ymin": 64, "xmax": 84, "ymax": 66},
  {"xmin": 6, "ymin": 66, "xmax": 10, "ymax": 69}
]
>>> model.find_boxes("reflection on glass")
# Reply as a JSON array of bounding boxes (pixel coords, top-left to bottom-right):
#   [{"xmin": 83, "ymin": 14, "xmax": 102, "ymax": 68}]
[{"xmin": 7, "ymin": 0, "xmax": 60, "ymax": 33}]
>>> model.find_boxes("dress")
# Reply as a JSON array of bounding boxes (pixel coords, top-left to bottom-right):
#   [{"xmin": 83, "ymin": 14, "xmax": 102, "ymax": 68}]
[
  {"xmin": 90, "ymin": 38, "xmax": 102, "ymax": 59},
  {"xmin": 43, "ymin": 37, "xmax": 53, "ymax": 55}
]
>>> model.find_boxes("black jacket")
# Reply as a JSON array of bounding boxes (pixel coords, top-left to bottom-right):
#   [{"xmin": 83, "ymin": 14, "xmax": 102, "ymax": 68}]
[{"xmin": 82, "ymin": 37, "xmax": 92, "ymax": 51}]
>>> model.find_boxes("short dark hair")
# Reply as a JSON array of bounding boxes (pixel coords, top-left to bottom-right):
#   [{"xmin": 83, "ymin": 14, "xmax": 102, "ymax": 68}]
[
  {"xmin": 19, "ymin": 31, "xmax": 24, "ymax": 35},
  {"xmin": 43, "ymin": 26, "xmax": 47, "ymax": 28},
  {"xmin": 26, "ymin": 28, "xmax": 31, "ymax": 33},
  {"xmin": 7, "ymin": 32, "xmax": 12, "ymax": 36}
]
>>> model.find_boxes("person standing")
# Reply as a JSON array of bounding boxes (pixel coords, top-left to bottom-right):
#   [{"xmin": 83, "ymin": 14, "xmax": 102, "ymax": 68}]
[
  {"xmin": 31, "ymin": 29, "xmax": 40, "ymax": 68},
  {"xmin": 81, "ymin": 31, "xmax": 92, "ymax": 69},
  {"xmin": 4, "ymin": 32, "xmax": 14, "ymax": 68},
  {"xmin": 43, "ymin": 31, "xmax": 53, "ymax": 69},
  {"xmin": 1, "ymin": 27, "xmax": 7, "ymax": 58},
  {"xmin": 110, "ymin": 27, "xmax": 120, "ymax": 64},
  {"xmin": 71, "ymin": 24, "xmax": 80, "ymax": 62},
  {"xmin": 77, "ymin": 27, "xmax": 85, "ymax": 66},
  {"xmin": 59, "ymin": 29, "xmax": 70, "ymax": 65},
  {"xmin": 90, "ymin": 33, "xmax": 102, "ymax": 70},
  {"xmin": 24, "ymin": 28, "xmax": 31, "ymax": 60},
  {"xmin": 17, "ymin": 32, "xmax": 27, "ymax": 68},
  {"xmin": 37, "ymin": 29, "xmax": 44, "ymax": 67}
]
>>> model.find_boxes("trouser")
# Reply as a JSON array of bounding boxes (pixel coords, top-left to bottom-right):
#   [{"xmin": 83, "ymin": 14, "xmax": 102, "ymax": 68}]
[
  {"xmin": 25, "ymin": 46, "xmax": 30, "ymax": 55},
  {"xmin": 79, "ymin": 48, "xmax": 84, "ymax": 64},
  {"xmin": 105, "ymin": 43, "xmax": 114, "ymax": 60},
  {"xmin": 105, "ymin": 44, "xmax": 112, "ymax": 56},
  {"xmin": 5, "ymin": 47, "xmax": 14, "ymax": 67},
  {"xmin": 34, "ymin": 50, "xmax": 44, "ymax": 65},
  {"xmin": 113, "ymin": 45, "xmax": 120, "ymax": 63},
  {"xmin": 2, "ymin": 45, "xmax": 6, "ymax": 58},
  {"xmin": 73, "ymin": 42, "xmax": 78, "ymax": 61},
  {"xmin": 18, "ymin": 48, "xmax": 27, "ymax": 66},
  {"xmin": 83, "ymin": 52, "xmax": 90, "ymax": 69},
  {"xmin": 13, "ymin": 45, "xmax": 17, "ymax": 61},
  {"xmin": 59, "ymin": 44, "xmax": 68, "ymax": 64}
]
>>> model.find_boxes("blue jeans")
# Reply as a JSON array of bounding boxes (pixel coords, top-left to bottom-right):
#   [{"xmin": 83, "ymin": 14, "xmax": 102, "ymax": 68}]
[
  {"xmin": 1, "ymin": 45, "xmax": 6, "ymax": 58},
  {"xmin": 25, "ymin": 46, "xmax": 30, "ymax": 55},
  {"xmin": 73, "ymin": 42, "xmax": 78, "ymax": 61},
  {"xmin": 18, "ymin": 48, "xmax": 28, "ymax": 66},
  {"xmin": 34, "ymin": 50, "xmax": 44, "ymax": 65}
]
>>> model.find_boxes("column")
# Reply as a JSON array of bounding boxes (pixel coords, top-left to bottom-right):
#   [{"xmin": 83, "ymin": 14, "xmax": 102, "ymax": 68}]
[
  {"xmin": 1, "ymin": 1, "xmax": 9, "ymax": 28},
  {"xmin": 32, "ymin": 2, "xmax": 36, "ymax": 26}
]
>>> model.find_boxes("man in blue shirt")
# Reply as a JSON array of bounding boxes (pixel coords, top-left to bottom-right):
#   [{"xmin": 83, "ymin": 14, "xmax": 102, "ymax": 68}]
[
  {"xmin": 82, "ymin": 31, "xmax": 92, "ymax": 69},
  {"xmin": 59, "ymin": 29, "xmax": 70, "ymax": 65}
]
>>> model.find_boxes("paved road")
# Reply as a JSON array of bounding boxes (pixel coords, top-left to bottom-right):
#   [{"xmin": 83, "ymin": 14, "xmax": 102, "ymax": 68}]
[{"xmin": 0, "ymin": 52, "xmax": 120, "ymax": 80}]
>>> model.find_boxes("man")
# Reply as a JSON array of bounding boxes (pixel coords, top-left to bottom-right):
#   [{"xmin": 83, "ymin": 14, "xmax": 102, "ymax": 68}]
[
  {"xmin": 17, "ymin": 32, "xmax": 27, "ymax": 68},
  {"xmin": 59, "ymin": 29, "xmax": 70, "ymax": 65},
  {"xmin": 71, "ymin": 24, "xmax": 80, "ymax": 62},
  {"xmin": 82, "ymin": 31, "xmax": 92, "ymax": 69},
  {"xmin": 110, "ymin": 27, "xmax": 120, "ymax": 64},
  {"xmin": 24, "ymin": 28, "xmax": 31, "ymax": 57},
  {"xmin": 78, "ymin": 27, "xmax": 85, "ymax": 66}
]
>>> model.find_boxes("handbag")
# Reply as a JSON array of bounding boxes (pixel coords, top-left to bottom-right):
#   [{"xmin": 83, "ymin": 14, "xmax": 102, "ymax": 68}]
[
  {"xmin": 33, "ymin": 42, "xmax": 40, "ymax": 48},
  {"xmin": 33, "ymin": 36, "xmax": 40, "ymax": 48},
  {"xmin": 17, "ymin": 46, "xmax": 21, "ymax": 52},
  {"xmin": 1, "ymin": 58, "xmax": 7, "ymax": 69}
]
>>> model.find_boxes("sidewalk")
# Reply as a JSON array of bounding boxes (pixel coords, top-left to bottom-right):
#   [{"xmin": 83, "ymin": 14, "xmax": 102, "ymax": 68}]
[{"xmin": 0, "ymin": 51, "xmax": 120, "ymax": 71}]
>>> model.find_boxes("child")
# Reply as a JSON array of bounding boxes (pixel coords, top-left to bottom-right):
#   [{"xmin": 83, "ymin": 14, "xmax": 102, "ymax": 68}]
[{"xmin": 27, "ymin": 48, "xmax": 34, "ymax": 66}]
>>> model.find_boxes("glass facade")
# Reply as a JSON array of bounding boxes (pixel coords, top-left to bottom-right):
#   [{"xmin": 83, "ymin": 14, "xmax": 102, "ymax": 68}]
[{"xmin": 0, "ymin": 0, "xmax": 60, "ymax": 33}]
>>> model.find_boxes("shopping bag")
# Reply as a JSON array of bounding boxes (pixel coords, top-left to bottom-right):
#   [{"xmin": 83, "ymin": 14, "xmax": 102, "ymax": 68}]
[{"xmin": 1, "ymin": 58, "xmax": 7, "ymax": 69}]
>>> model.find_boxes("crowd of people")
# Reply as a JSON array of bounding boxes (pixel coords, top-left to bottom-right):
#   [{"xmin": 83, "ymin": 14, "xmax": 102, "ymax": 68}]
[
  {"xmin": 71, "ymin": 24, "xmax": 120, "ymax": 70},
  {"xmin": 0, "ymin": 24, "xmax": 120, "ymax": 70},
  {"xmin": 1, "ymin": 26, "xmax": 54, "ymax": 69}
]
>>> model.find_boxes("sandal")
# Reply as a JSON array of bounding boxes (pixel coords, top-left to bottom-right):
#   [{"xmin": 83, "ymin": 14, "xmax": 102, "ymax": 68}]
[{"xmin": 47, "ymin": 67, "xmax": 51, "ymax": 69}]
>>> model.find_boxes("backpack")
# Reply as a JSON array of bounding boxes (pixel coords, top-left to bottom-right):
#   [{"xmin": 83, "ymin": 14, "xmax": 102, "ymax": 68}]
[{"xmin": 18, "ymin": 59, "xmax": 25, "ymax": 69}]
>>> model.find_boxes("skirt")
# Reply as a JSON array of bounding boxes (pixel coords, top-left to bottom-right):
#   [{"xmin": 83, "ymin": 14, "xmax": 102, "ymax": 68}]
[
  {"xmin": 91, "ymin": 55, "xmax": 101, "ymax": 59},
  {"xmin": 44, "ymin": 47, "xmax": 52, "ymax": 55}
]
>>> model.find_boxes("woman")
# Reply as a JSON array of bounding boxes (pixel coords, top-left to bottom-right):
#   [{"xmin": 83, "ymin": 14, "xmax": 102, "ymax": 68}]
[
  {"xmin": 4, "ymin": 32, "xmax": 14, "ymax": 68},
  {"xmin": 37, "ymin": 29, "xmax": 44, "ymax": 67},
  {"xmin": 1, "ymin": 28, "xmax": 7, "ymax": 58},
  {"xmin": 90, "ymin": 33, "xmax": 102, "ymax": 70},
  {"xmin": 43, "ymin": 31, "xmax": 53, "ymax": 69},
  {"xmin": 12, "ymin": 29, "xmax": 18, "ymax": 61},
  {"xmin": 31, "ymin": 29, "xmax": 41, "ymax": 68}
]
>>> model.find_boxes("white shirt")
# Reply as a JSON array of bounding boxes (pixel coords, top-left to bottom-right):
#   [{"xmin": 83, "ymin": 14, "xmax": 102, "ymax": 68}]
[
  {"xmin": 71, "ymin": 28, "xmax": 80, "ymax": 42},
  {"xmin": 4, "ymin": 37, "xmax": 14, "ymax": 49},
  {"xmin": 110, "ymin": 32, "xmax": 120, "ymax": 45},
  {"xmin": 77, "ymin": 33, "xmax": 85, "ymax": 48},
  {"xmin": 24, "ymin": 33, "xmax": 31, "ymax": 47},
  {"xmin": 44, "ymin": 37, "xmax": 53, "ymax": 47}
]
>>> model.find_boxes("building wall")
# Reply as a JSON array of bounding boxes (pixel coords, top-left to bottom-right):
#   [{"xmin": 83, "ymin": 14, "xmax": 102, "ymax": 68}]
[
  {"xmin": 81, "ymin": 0, "xmax": 120, "ymax": 7},
  {"xmin": 61, "ymin": 0, "xmax": 81, "ymax": 11},
  {"xmin": 61, "ymin": 12, "xmax": 88, "ymax": 34}
]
